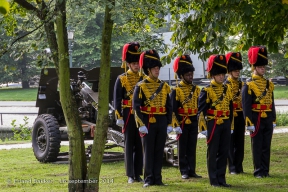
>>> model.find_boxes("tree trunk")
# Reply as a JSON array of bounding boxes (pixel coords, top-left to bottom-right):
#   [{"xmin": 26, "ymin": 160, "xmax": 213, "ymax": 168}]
[
  {"xmin": 20, "ymin": 54, "xmax": 30, "ymax": 89},
  {"xmin": 285, "ymin": 70, "xmax": 288, "ymax": 86},
  {"xmin": 14, "ymin": 1, "xmax": 87, "ymax": 191},
  {"xmin": 86, "ymin": 1, "xmax": 115, "ymax": 191},
  {"xmin": 21, "ymin": 80, "xmax": 30, "ymax": 89},
  {"xmin": 55, "ymin": 1, "xmax": 87, "ymax": 191}
]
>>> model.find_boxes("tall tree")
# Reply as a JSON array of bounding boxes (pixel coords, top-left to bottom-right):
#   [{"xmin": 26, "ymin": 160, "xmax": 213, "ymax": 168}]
[
  {"xmin": 85, "ymin": 0, "xmax": 114, "ymax": 190},
  {"xmin": 6, "ymin": 1, "xmax": 87, "ymax": 191}
]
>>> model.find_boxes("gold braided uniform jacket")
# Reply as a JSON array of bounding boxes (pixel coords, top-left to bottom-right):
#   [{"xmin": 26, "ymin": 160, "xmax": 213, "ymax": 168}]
[
  {"xmin": 113, "ymin": 70, "xmax": 145, "ymax": 120},
  {"xmin": 132, "ymin": 77, "xmax": 172, "ymax": 127},
  {"xmin": 170, "ymin": 81, "xmax": 200, "ymax": 127},
  {"xmin": 197, "ymin": 79, "xmax": 234, "ymax": 132},
  {"xmin": 242, "ymin": 74, "xmax": 276, "ymax": 127},
  {"xmin": 224, "ymin": 76, "xmax": 244, "ymax": 117}
]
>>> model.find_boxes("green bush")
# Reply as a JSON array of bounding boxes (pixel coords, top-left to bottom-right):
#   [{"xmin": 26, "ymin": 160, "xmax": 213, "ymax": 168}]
[
  {"xmin": 276, "ymin": 112, "xmax": 288, "ymax": 126},
  {"xmin": 11, "ymin": 116, "xmax": 31, "ymax": 140}
]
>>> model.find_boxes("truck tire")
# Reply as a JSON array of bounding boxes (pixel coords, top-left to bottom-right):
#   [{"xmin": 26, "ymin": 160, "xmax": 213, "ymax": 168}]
[{"xmin": 32, "ymin": 114, "xmax": 61, "ymax": 163}]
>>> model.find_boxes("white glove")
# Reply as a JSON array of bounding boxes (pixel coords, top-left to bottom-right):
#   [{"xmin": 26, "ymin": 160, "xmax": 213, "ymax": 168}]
[
  {"xmin": 167, "ymin": 126, "xmax": 173, "ymax": 134},
  {"xmin": 246, "ymin": 126, "xmax": 255, "ymax": 132},
  {"xmin": 273, "ymin": 124, "xmax": 276, "ymax": 128},
  {"xmin": 173, "ymin": 127, "xmax": 182, "ymax": 134},
  {"xmin": 139, "ymin": 126, "xmax": 148, "ymax": 134},
  {"xmin": 200, "ymin": 130, "xmax": 207, "ymax": 136},
  {"xmin": 231, "ymin": 130, "xmax": 234, "ymax": 134},
  {"xmin": 116, "ymin": 119, "xmax": 124, "ymax": 127}
]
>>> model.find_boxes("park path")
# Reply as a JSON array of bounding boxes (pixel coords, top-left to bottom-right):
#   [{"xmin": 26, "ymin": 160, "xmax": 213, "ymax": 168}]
[{"xmin": 0, "ymin": 100, "xmax": 288, "ymax": 150}]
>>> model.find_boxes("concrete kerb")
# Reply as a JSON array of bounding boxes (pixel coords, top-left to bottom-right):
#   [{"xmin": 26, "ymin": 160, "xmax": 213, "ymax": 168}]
[
  {"xmin": 1, "ymin": 128, "xmax": 288, "ymax": 150},
  {"xmin": 0, "ymin": 140, "xmax": 94, "ymax": 150}
]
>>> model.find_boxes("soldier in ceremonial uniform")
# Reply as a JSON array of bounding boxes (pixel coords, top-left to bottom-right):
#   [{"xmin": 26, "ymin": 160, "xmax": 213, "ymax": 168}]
[
  {"xmin": 197, "ymin": 54, "xmax": 233, "ymax": 187},
  {"xmin": 170, "ymin": 55, "xmax": 202, "ymax": 179},
  {"xmin": 132, "ymin": 49, "xmax": 172, "ymax": 187},
  {"xmin": 224, "ymin": 52, "xmax": 245, "ymax": 174},
  {"xmin": 113, "ymin": 42, "xmax": 143, "ymax": 183},
  {"xmin": 242, "ymin": 46, "xmax": 276, "ymax": 178}
]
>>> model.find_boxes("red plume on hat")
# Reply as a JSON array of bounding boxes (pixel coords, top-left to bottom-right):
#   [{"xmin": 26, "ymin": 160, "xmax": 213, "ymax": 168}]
[
  {"xmin": 248, "ymin": 46, "xmax": 259, "ymax": 65},
  {"xmin": 139, "ymin": 52, "xmax": 145, "ymax": 69},
  {"xmin": 173, "ymin": 57, "xmax": 181, "ymax": 73},
  {"xmin": 207, "ymin": 55, "xmax": 217, "ymax": 72},
  {"xmin": 226, "ymin": 52, "xmax": 233, "ymax": 64},
  {"xmin": 122, "ymin": 44, "xmax": 130, "ymax": 62}
]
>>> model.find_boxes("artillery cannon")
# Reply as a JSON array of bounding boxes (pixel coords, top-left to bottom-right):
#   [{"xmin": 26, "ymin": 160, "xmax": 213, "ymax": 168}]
[{"xmin": 32, "ymin": 67, "xmax": 178, "ymax": 165}]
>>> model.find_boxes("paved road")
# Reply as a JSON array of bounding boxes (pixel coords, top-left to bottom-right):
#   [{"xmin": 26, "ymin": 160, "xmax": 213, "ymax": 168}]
[
  {"xmin": 0, "ymin": 101, "xmax": 36, "ymax": 107},
  {"xmin": 274, "ymin": 99, "xmax": 288, "ymax": 106}
]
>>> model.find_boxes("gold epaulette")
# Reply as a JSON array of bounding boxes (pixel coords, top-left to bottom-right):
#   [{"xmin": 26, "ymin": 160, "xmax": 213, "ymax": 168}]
[
  {"xmin": 175, "ymin": 87, "xmax": 180, "ymax": 101},
  {"xmin": 246, "ymin": 81, "xmax": 252, "ymax": 95},
  {"xmin": 164, "ymin": 82, "xmax": 171, "ymax": 94},
  {"xmin": 226, "ymin": 85, "xmax": 233, "ymax": 100},
  {"xmin": 203, "ymin": 87, "xmax": 210, "ymax": 103},
  {"xmin": 269, "ymin": 81, "xmax": 274, "ymax": 91},
  {"xmin": 137, "ymin": 81, "xmax": 144, "ymax": 99},
  {"xmin": 195, "ymin": 86, "xmax": 201, "ymax": 95},
  {"xmin": 119, "ymin": 74, "xmax": 127, "ymax": 87}
]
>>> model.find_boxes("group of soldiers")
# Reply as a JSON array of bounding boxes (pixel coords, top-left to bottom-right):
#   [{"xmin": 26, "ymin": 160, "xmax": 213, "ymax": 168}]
[{"xmin": 113, "ymin": 42, "xmax": 276, "ymax": 188}]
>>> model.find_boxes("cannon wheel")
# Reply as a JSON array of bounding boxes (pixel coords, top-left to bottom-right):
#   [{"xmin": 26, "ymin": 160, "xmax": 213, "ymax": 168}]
[{"xmin": 32, "ymin": 114, "xmax": 61, "ymax": 163}]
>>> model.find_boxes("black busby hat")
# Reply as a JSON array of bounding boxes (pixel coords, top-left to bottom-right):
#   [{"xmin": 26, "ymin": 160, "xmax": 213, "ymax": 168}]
[
  {"xmin": 139, "ymin": 49, "xmax": 162, "ymax": 75},
  {"xmin": 226, "ymin": 52, "xmax": 243, "ymax": 72},
  {"xmin": 122, "ymin": 42, "xmax": 141, "ymax": 67},
  {"xmin": 173, "ymin": 55, "xmax": 195, "ymax": 79},
  {"xmin": 207, "ymin": 54, "xmax": 227, "ymax": 78},
  {"xmin": 248, "ymin": 46, "xmax": 268, "ymax": 66}
]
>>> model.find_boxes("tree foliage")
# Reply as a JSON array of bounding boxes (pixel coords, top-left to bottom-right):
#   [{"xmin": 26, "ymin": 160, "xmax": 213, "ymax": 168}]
[
  {"xmin": 163, "ymin": 0, "xmax": 288, "ymax": 60},
  {"xmin": 0, "ymin": 3, "xmax": 43, "ymax": 87},
  {"xmin": 68, "ymin": 1, "xmax": 169, "ymax": 69}
]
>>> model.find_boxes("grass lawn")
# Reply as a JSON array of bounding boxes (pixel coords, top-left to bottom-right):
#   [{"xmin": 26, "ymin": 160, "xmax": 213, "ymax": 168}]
[
  {"xmin": 0, "ymin": 88, "xmax": 37, "ymax": 101},
  {"xmin": 0, "ymin": 85, "xmax": 287, "ymax": 101},
  {"xmin": 274, "ymin": 86, "xmax": 288, "ymax": 100},
  {"xmin": 0, "ymin": 133, "xmax": 288, "ymax": 192}
]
